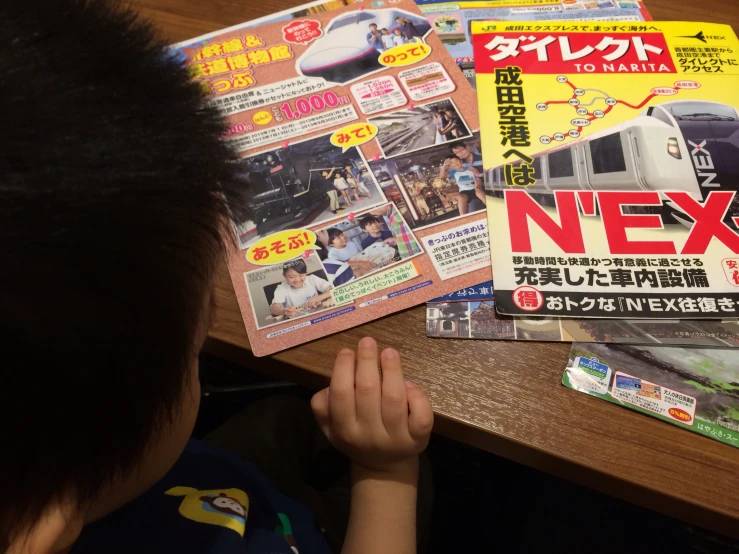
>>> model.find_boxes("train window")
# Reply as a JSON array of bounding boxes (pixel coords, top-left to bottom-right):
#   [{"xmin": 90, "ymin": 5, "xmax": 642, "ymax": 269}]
[
  {"xmin": 648, "ymin": 107, "xmax": 675, "ymax": 127},
  {"xmin": 547, "ymin": 149, "xmax": 574, "ymax": 178},
  {"xmin": 590, "ymin": 133, "xmax": 627, "ymax": 174},
  {"xmin": 328, "ymin": 12, "xmax": 374, "ymax": 31}
]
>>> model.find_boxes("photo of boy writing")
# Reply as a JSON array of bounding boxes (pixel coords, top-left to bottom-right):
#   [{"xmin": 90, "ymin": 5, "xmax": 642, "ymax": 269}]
[{"xmin": 270, "ymin": 259, "xmax": 334, "ymax": 319}]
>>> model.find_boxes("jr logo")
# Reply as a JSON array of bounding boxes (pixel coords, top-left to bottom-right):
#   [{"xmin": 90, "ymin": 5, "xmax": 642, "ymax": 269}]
[{"xmin": 689, "ymin": 139, "xmax": 721, "ymax": 188}]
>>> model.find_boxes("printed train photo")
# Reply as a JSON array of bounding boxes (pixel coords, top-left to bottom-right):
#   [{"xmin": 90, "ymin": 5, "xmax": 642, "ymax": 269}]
[
  {"xmin": 370, "ymin": 98, "xmax": 472, "ymax": 158},
  {"xmin": 233, "ymin": 132, "xmax": 383, "ymax": 248}
]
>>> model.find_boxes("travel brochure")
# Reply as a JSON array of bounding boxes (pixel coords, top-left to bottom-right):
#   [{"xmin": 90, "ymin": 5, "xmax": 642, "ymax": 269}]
[
  {"xmin": 471, "ymin": 21, "xmax": 739, "ymax": 319},
  {"xmin": 173, "ymin": 0, "xmax": 490, "ymax": 356},
  {"xmin": 563, "ymin": 342, "xmax": 739, "ymax": 449}
]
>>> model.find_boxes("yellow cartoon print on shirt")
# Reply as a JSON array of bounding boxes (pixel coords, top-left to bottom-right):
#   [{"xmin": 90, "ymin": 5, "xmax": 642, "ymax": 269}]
[{"xmin": 165, "ymin": 486, "xmax": 249, "ymax": 536}]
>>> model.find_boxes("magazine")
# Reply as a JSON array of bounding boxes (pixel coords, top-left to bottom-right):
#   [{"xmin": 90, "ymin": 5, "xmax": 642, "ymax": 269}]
[
  {"xmin": 172, "ymin": 0, "xmax": 491, "ymax": 356},
  {"xmin": 417, "ymin": 0, "xmax": 651, "ymax": 87},
  {"xmin": 471, "ymin": 21, "xmax": 739, "ymax": 319},
  {"xmin": 563, "ymin": 342, "xmax": 739, "ymax": 449}
]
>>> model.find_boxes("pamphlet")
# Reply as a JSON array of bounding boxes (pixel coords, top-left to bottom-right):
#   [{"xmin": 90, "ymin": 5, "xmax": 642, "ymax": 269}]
[
  {"xmin": 471, "ymin": 21, "xmax": 739, "ymax": 319},
  {"xmin": 416, "ymin": 0, "xmax": 651, "ymax": 87},
  {"xmin": 563, "ymin": 342, "xmax": 739, "ymax": 449},
  {"xmin": 172, "ymin": 0, "xmax": 490, "ymax": 356}
]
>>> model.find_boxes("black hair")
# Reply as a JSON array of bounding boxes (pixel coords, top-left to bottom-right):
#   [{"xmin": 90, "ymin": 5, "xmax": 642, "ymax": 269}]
[
  {"xmin": 450, "ymin": 142, "xmax": 469, "ymax": 153},
  {"xmin": 359, "ymin": 215, "xmax": 382, "ymax": 229},
  {"xmin": 327, "ymin": 227, "xmax": 344, "ymax": 245},
  {"xmin": 0, "ymin": 0, "xmax": 250, "ymax": 535},
  {"xmin": 283, "ymin": 259, "xmax": 308, "ymax": 275},
  {"xmin": 445, "ymin": 155, "xmax": 462, "ymax": 162}
]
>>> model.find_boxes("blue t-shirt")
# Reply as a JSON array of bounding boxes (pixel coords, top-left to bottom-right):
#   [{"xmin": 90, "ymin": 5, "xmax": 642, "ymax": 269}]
[
  {"xmin": 360, "ymin": 230, "xmax": 394, "ymax": 250},
  {"xmin": 448, "ymin": 168, "xmax": 478, "ymax": 191},
  {"xmin": 71, "ymin": 440, "xmax": 330, "ymax": 554},
  {"xmin": 462, "ymin": 152, "xmax": 483, "ymax": 170}
]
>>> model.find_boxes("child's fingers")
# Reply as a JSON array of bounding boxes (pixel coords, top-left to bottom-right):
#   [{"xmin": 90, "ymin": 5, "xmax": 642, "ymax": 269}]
[
  {"xmin": 406, "ymin": 381, "xmax": 434, "ymax": 445},
  {"xmin": 310, "ymin": 388, "xmax": 332, "ymax": 439},
  {"xmin": 380, "ymin": 348, "xmax": 409, "ymax": 435},
  {"xmin": 354, "ymin": 337, "xmax": 383, "ymax": 429},
  {"xmin": 329, "ymin": 348, "xmax": 357, "ymax": 431}
]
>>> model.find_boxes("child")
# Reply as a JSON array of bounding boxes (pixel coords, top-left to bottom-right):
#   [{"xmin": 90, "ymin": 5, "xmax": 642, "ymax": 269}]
[
  {"xmin": 327, "ymin": 228, "xmax": 362, "ymax": 262},
  {"xmin": 442, "ymin": 155, "xmax": 486, "ymax": 215},
  {"xmin": 380, "ymin": 28, "xmax": 396, "ymax": 51},
  {"xmin": 1, "ymin": 2, "xmax": 434, "ymax": 553},
  {"xmin": 327, "ymin": 228, "xmax": 376, "ymax": 276},
  {"xmin": 393, "ymin": 28, "xmax": 407, "ymax": 47},
  {"xmin": 344, "ymin": 165, "xmax": 372, "ymax": 198},
  {"xmin": 270, "ymin": 259, "xmax": 333, "ymax": 318},
  {"xmin": 359, "ymin": 215, "xmax": 397, "ymax": 250},
  {"xmin": 333, "ymin": 172, "xmax": 355, "ymax": 207}
]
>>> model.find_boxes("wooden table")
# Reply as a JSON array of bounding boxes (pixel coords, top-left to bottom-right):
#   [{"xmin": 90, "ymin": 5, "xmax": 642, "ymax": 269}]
[{"xmin": 129, "ymin": 0, "xmax": 739, "ymax": 539}]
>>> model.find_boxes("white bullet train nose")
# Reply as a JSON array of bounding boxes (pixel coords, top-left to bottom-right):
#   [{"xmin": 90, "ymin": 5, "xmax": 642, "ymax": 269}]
[{"xmin": 300, "ymin": 46, "xmax": 370, "ymax": 73}]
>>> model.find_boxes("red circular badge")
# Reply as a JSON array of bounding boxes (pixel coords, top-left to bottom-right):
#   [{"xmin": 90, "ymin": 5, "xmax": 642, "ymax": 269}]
[{"xmin": 512, "ymin": 286, "xmax": 544, "ymax": 312}]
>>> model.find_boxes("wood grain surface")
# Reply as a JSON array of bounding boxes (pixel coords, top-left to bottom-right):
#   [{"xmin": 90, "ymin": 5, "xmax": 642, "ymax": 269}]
[{"xmin": 127, "ymin": 0, "xmax": 739, "ymax": 538}]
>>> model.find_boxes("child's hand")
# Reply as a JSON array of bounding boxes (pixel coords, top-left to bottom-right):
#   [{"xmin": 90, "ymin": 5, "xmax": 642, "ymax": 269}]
[
  {"xmin": 306, "ymin": 297, "xmax": 322, "ymax": 309},
  {"xmin": 284, "ymin": 306, "xmax": 298, "ymax": 318},
  {"xmin": 311, "ymin": 337, "xmax": 433, "ymax": 475},
  {"xmin": 384, "ymin": 237, "xmax": 397, "ymax": 246}
]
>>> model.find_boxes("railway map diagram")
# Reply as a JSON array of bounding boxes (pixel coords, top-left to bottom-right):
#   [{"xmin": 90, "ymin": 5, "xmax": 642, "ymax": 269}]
[{"xmin": 535, "ymin": 75, "xmax": 701, "ymax": 144}]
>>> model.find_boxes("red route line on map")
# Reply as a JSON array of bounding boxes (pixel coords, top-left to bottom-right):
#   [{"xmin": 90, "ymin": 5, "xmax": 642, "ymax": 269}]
[{"xmin": 542, "ymin": 81, "xmax": 670, "ymax": 141}]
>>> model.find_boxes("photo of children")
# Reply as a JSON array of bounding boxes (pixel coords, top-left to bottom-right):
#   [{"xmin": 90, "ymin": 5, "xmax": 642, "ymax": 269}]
[
  {"xmin": 245, "ymin": 253, "xmax": 336, "ymax": 330},
  {"xmin": 369, "ymin": 133, "xmax": 486, "ymax": 230},
  {"xmin": 370, "ymin": 98, "xmax": 472, "ymax": 158},
  {"xmin": 232, "ymin": 133, "xmax": 383, "ymax": 249},
  {"xmin": 315, "ymin": 203, "xmax": 423, "ymax": 285}
]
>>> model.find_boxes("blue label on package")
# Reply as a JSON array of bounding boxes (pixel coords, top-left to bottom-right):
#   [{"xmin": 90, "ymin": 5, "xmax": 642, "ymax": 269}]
[
  {"xmin": 576, "ymin": 356, "xmax": 609, "ymax": 379},
  {"xmin": 429, "ymin": 281, "xmax": 494, "ymax": 303}
]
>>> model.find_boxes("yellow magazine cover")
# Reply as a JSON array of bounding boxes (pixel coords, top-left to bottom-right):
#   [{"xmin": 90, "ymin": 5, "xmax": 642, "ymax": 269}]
[{"xmin": 471, "ymin": 21, "xmax": 739, "ymax": 319}]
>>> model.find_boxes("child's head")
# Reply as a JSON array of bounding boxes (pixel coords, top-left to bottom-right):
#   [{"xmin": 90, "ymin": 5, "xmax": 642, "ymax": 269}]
[
  {"xmin": 1, "ymin": 0, "xmax": 250, "ymax": 547},
  {"xmin": 381, "ymin": 28, "xmax": 389, "ymax": 34},
  {"xmin": 445, "ymin": 108, "xmax": 456, "ymax": 117},
  {"xmin": 283, "ymin": 259, "xmax": 309, "ymax": 288},
  {"xmin": 394, "ymin": 29, "xmax": 403, "ymax": 35},
  {"xmin": 327, "ymin": 227, "xmax": 348, "ymax": 248},
  {"xmin": 360, "ymin": 215, "xmax": 383, "ymax": 235},
  {"xmin": 445, "ymin": 155, "xmax": 463, "ymax": 170}
]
